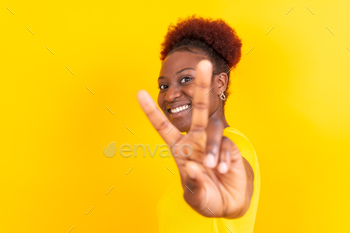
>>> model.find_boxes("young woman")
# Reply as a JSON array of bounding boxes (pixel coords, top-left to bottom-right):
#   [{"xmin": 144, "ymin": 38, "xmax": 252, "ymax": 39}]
[{"xmin": 137, "ymin": 15, "xmax": 260, "ymax": 233}]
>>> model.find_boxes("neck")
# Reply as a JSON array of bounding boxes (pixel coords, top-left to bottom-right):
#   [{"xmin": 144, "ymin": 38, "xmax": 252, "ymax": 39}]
[
  {"xmin": 184, "ymin": 101, "xmax": 230, "ymax": 133},
  {"xmin": 210, "ymin": 101, "xmax": 230, "ymax": 129}
]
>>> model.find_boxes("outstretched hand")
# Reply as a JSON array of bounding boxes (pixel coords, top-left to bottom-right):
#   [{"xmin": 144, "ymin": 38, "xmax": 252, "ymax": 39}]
[{"xmin": 137, "ymin": 60, "xmax": 254, "ymax": 218}]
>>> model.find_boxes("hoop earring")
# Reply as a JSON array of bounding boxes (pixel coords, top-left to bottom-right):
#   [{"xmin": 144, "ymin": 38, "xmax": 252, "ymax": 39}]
[{"xmin": 219, "ymin": 92, "xmax": 226, "ymax": 101}]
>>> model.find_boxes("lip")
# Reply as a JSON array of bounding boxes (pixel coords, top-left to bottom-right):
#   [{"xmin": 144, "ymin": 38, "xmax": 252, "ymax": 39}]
[
  {"xmin": 169, "ymin": 107, "xmax": 191, "ymax": 118},
  {"xmin": 166, "ymin": 103, "xmax": 191, "ymax": 111},
  {"xmin": 166, "ymin": 103, "xmax": 192, "ymax": 118}
]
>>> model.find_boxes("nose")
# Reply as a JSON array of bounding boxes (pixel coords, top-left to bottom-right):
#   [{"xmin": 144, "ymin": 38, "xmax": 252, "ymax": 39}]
[{"xmin": 165, "ymin": 85, "xmax": 182, "ymax": 102}]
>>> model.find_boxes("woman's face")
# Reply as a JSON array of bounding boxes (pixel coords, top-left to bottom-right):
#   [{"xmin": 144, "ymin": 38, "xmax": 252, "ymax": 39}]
[{"xmin": 157, "ymin": 49, "xmax": 221, "ymax": 132}]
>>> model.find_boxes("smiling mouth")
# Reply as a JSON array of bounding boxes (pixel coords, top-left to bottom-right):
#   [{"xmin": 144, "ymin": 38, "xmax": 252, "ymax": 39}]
[{"xmin": 167, "ymin": 104, "xmax": 191, "ymax": 114}]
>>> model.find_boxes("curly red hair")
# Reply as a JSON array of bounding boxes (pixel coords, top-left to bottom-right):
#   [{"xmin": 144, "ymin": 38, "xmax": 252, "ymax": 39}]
[{"xmin": 159, "ymin": 14, "xmax": 242, "ymax": 101}]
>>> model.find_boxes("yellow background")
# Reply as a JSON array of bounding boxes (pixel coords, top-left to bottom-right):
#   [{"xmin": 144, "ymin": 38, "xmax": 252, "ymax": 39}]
[{"xmin": 1, "ymin": 0, "xmax": 350, "ymax": 232}]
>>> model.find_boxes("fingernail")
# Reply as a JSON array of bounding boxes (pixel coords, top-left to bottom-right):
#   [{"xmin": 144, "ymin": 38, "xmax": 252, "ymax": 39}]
[
  {"xmin": 204, "ymin": 153, "xmax": 215, "ymax": 168},
  {"xmin": 218, "ymin": 162, "xmax": 228, "ymax": 174},
  {"xmin": 187, "ymin": 167, "xmax": 196, "ymax": 179}
]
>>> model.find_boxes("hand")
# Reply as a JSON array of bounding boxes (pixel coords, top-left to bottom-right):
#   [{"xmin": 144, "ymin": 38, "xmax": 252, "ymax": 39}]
[{"xmin": 137, "ymin": 60, "xmax": 254, "ymax": 218}]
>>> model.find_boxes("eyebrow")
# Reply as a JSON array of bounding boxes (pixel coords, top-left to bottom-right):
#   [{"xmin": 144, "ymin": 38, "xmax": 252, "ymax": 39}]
[{"xmin": 158, "ymin": 67, "xmax": 195, "ymax": 80}]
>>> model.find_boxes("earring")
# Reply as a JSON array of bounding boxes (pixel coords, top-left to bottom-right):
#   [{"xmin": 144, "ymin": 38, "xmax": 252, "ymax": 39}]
[{"xmin": 219, "ymin": 92, "xmax": 226, "ymax": 101}]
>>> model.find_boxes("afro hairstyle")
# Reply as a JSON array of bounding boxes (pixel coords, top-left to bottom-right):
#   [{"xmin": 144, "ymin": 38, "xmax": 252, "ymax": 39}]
[{"xmin": 160, "ymin": 14, "xmax": 243, "ymax": 101}]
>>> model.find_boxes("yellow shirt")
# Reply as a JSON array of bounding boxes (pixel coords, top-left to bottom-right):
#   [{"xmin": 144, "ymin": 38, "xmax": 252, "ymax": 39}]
[{"xmin": 156, "ymin": 127, "xmax": 261, "ymax": 233}]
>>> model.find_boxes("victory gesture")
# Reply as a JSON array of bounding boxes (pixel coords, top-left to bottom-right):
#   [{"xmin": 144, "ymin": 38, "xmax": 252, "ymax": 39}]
[{"xmin": 137, "ymin": 59, "xmax": 254, "ymax": 219}]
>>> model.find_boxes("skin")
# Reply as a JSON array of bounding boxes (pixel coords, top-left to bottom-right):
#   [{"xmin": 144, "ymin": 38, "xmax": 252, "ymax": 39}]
[
  {"xmin": 137, "ymin": 48, "xmax": 254, "ymax": 219},
  {"xmin": 157, "ymin": 48, "xmax": 229, "ymax": 133}
]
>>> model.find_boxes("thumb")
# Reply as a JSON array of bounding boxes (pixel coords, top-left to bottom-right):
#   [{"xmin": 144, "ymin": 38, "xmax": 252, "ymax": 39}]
[{"xmin": 183, "ymin": 161, "xmax": 206, "ymax": 209}]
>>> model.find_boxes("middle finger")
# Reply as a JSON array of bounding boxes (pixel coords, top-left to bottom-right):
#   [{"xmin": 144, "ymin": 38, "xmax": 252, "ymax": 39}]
[
  {"xmin": 204, "ymin": 117, "xmax": 224, "ymax": 168},
  {"xmin": 189, "ymin": 60, "xmax": 213, "ymax": 133}
]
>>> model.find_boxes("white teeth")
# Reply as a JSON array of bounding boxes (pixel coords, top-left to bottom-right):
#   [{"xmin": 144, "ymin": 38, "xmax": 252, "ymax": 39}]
[{"xmin": 170, "ymin": 104, "xmax": 189, "ymax": 114}]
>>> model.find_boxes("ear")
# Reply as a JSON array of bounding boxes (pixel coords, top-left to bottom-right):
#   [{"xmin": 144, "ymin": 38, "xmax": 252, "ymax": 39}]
[{"xmin": 216, "ymin": 73, "xmax": 228, "ymax": 93}]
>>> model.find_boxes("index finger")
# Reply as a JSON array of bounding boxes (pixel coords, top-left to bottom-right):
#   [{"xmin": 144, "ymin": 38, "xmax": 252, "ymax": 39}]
[
  {"xmin": 137, "ymin": 90, "xmax": 182, "ymax": 145},
  {"xmin": 189, "ymin": 60, "xmax": 213, "ymax": 132}
]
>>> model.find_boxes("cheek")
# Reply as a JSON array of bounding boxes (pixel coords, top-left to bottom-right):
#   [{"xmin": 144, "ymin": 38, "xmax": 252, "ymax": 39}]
[
  {"xmin": 157, "ymin": 94, "xmax": 163, "ymax": 108},
  {"xmin": 183, "ymin": 85, "xmax": 194, "ymax": 99},
  {"xmin": 209, "ymin": 92, "xmax": 219, "ymax": 112}
]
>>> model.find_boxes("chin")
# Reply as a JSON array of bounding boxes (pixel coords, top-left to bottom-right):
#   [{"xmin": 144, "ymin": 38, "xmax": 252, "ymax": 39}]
[
  {"xmin": 161, "ymin": 108, "xmax": 192, "ymax": 133},
  {"xmin": 175, "ymin": 122, "xmax": 190, "ymax": 133},
  {"xmin": 168, "ymin": 117, "xmax": 191, "ymax": 133}
]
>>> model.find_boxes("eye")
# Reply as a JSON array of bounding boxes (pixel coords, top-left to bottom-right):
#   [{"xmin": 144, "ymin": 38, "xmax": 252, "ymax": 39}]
[
  {"xmin": 180, "ymin": 76, "xmax": 193, "ymax": 83},
  {"xmin": 158, "ymin": 84, "xmax": 168, "ymax": 90}
]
